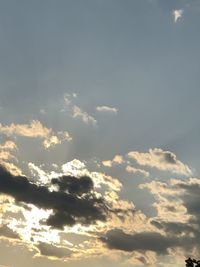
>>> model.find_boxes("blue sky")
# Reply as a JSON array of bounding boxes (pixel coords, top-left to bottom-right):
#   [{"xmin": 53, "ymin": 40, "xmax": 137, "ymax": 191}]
[{"xmin": 0, "ymin": 1, "xmax": 200, "ymax": 266}]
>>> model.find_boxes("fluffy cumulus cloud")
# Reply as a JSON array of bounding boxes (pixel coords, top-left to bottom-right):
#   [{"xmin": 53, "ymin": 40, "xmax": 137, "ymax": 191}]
[
  {"xmin": 102, "ymin": 148, "xmax": 191, "ymax": 178},
  {"xmin": 61, "ymin": 159, "xmax": 122, "ymax": 192},
  {"xmin": 0, "ymin": 120, "xmax": 72, "ymax": 149},
  {"xmin": 102, "ymin": 155, "xmax": 124, "ymax": 168},
  {"xmin": 96, "ymin": 106, "xmax": 118, "ymax": 115},
  {"xmin": 127, "ymin": 148, "xmax": 192, "ymax": 176}
]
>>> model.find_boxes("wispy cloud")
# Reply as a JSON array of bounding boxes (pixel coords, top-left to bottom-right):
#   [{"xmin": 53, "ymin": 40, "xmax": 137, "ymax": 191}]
[
  {"xmin": 72, "ymin": 105, "xmax": 97, "ymax": 126},
  {"xmin": 64, "ymin": 93, "xmax": 97, "ymax": 126},
  {"xmin": 126, "ymin": 165, "xmax": 149, "ymax": 177},
  {"xmin": 0, "ymin": 120, "xmax": 72, "ymax": 149},
  {"xmin": 172, "ymin": 9, "xmax": 183, "ymax": 23},
  {"xmin": 96, "ymin": 106, "xmax": 118, "ymax": 115}
]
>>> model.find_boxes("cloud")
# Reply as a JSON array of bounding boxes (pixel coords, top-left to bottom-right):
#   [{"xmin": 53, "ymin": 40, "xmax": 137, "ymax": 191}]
[
  {"xmin": 61, "ymin": 159, "xmax": 122, "ymax": 192},
  {"xmin": 0, "ymin": 141, "xmax": 21, "ymax": 176},
  {"xmin": 0, "ymin": 141, "xmax": 17, "ymax": 150},
  {"xmin": 72, "ymin": 106, "xmax": 97, "ymax": 126},
  {"xmin": 51, "ymin": 175, "xmax": 93, "ymax": 195},
  {"xmin": 0, "ymin": 225, "xmax": 20, "ymax": 240},
  {"xmin": 127, "ymin": 148, "xmax": 192, "ymax": 176},
  {"xmin": 0, "ymin": 165, "xmax": 109, "ymax": 229},
  {"xmin": 43, "ymin": 135, "xmax": 61, "ymax": 148},
  {"xmin": 102, "ymin": 155, "xmax": 124, "ymax": 168},
  {"xmin": 100, "ymin": 229, "xmax": 179, "ymax": 254},
  {"xmin": 140, "ymin": 180, "xmax": 190, "ymax": 222},
  {"xmin": 0, "ymin": 151, "xmax": 15, "ymax": 162},
  {"xmin": 0, "ymin": 164, "xmax": 134, "ymax": 232},
  {"xmin": 36, "ymin": 242, "xmax": 72, "ymax": 259},
  {"xmin": 102, "ymin": 160, "xmax": 113, "ymax": 167},
  {"xmin": 140, "ymin": 177, "xmax": 200, "ymax": 257},
  {"xmin": 0, "ymin": 120, "xmax": 50, "ymax": 138},
  {"xmin": 43, "ymin": 131, "xmax": 72, "ymax": 149},
  {"xmin": 64, "ymin": 94, "xmax": 97, "ymax": 126},
  {"xmin": 150, "ymin": 220, "xmax": 195, "ymax": 236},
  {"xmin": 96, "ymin": 106, "xmax": 118, "ymax": 115},
  {"xmin": 126, "ymin": 165, "xmax": 149, "ymax": 177},
  {"xmin": 173, "ymin": 9, "xmax": 184, "ymax": 23},
  {"xmin": 0, "ymin": 120, "xmax": 72, "ymax": 149},
  {"xmin": 64, "ymin": 94, "xmax": 118, "ymax": 125}
]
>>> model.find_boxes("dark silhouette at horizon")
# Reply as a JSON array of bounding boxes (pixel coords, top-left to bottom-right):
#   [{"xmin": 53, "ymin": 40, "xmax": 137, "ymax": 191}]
[{"xmin": 185, "ymin": 258, "xmax": 200, "ymax": 267}]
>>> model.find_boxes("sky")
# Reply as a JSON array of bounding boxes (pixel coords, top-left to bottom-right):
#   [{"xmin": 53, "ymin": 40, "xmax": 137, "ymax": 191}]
[{"xmin": 0, "ymin": 0, "xmax": 200, "ymax": 266}]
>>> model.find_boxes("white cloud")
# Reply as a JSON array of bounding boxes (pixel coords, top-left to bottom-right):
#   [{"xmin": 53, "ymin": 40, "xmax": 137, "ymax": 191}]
[
  {"xmin": 126, "ymin": 165, "xmax": 149, "ymax": 177},
  {"xmin": 0, "ymin": 141, "xmax": 17, "ymax": 150},
  {"xmin": 43, "ymin": 131, "xmax": 72, "ymax": 149},
  {"xmin": 64, "ymin": 93, "xmax": 97, "ymax": 126},
  {"xmin": 102, "ymin": 155, "xmax": 124, "ymax": 168},
  {"xmin": 173, "ymin": 9, "xmax": 183, "ymax": 23},
  {"xmin": 96, "ymin": 106, "xmax": 118, "ymax": 115},
  {"xmin": 127, "ymin": 148, "xmax": 192, "ymax": 176},
  {"xmin": 0, "ymin": 120, "xmax": 50, "ymax": 138},
  {"xmin": 72, "ymin": 105, "xmax": 97, "ymax": 126},
  {"xmin": 0, "ymin": 120, "xmax": 72, "ymax": 149},
  {"xmin": 0, "ymin": 140, "xmax": 21, "ymax": 175},
  {"xmin": 62, "ymin": 159, "xmax": 122, "ymax": 192},
  {"xmin": 102, "ymin": 160, "xmax": 113, "ymax": 167}
]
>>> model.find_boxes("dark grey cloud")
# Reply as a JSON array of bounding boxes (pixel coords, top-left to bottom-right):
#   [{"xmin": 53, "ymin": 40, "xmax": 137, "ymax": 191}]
[
  {"xmin": 0, "ymin": 165, "xmax": 107, "ymax": 229},
  {"xmin": 163, "ymin": 152, "xmax": 177, "ymax": 164},
  {"xmin": 0, "ymin": 225, "xmax": 20, "ymax": 240},
  {"xmin": 37, "ymin": 242, "xmax": 72, "ymax": 258},
  {"xmin": 151, "ymin": 220, "xmax": 195, "ymax": 236},
  {"xmin": 176, "ymin": 181, "xmax": 200, "ymax": 225},
  {"xmin": 51, "ymin": 175, "xmax": 93, "ymax": 195},
  {"xmin": 100, "ymin": 229, "xmax": 179, "ymax": 254}
]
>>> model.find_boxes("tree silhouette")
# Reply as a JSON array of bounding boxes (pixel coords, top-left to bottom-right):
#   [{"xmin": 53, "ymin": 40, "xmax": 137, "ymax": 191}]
[{"xmin": 185, "ymin": 258, "xmax": 200, "ymax": 267}]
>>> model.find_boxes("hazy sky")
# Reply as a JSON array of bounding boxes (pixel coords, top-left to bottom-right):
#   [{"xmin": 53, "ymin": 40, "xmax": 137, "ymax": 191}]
[{"xmin": 0, "ymin": 1, "xmax": 200, "ymax": 266}]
